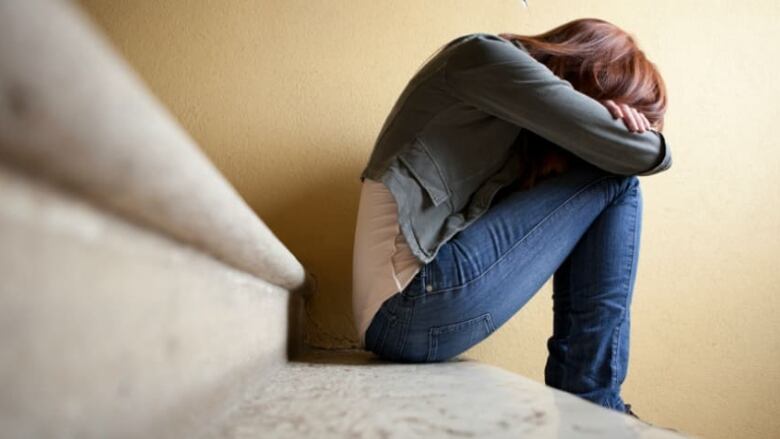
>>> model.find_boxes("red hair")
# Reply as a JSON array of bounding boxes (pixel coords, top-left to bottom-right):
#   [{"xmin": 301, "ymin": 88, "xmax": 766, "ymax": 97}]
[{"xmin": 499, "ymin": 18, "xmax": 668, "ymax": 131}]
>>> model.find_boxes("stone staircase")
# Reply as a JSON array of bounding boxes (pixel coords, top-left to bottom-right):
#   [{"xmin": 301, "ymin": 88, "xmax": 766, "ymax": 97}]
[{"xmin": 0, "ymin": 1, "xmax": 695, "ymax": 438}]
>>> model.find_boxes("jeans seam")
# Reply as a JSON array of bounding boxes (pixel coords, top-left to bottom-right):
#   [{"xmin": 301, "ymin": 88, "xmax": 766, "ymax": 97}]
[
  {"xmin": 411, "ymin": 174, "xmax": 616, "ymax": 298},
  {"xmin": 610, "ymin": 183, "xmax": 640, "ymax": 390},
  {"xmin": 610, "ymin": 313, "xmax": 625, "ymax": 394},
  {"xmin": 427, "ymin": 327, "xmax": 437, "ymax": 361},
  {"xmin": 375, "ymin": 298, "xmax": 401, "ymax": 356},
  {"xmin": 400, "ymin": 259, "xmax": 430, "ymax": 300},
  {"xmin": 398, "ymin": 295, "xmax": 414, "ymax": 358},
  {"xmin": 375, "ymin": 316, "xmax": 391, "ymax": 355}
]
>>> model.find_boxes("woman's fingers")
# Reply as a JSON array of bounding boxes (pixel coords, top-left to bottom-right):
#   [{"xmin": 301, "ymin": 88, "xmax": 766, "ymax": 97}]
[
  {"xmin": 635, "ymin": 108, "xmax": 649, "ymax": 132},
  {"xmin": 603, "ymin": 99, "xmax": 653, "ymax": 133},
  {"xmin": 639, "ymin": 112, "xmax": 653, "ymax": 131},
  {"xmin": 632, "ymin": 107, "xmax": 647, "ymax": 132},
  {"xmin": 634, "ymin": 110, "xmax": 645, "ymax": 131},
  {"xmin": 620, "ymin": 103, "xmax": 639, "ymax": 132},
  {"xmin": 603, "ymin": 99, "xmax": 623, "ymax": 119}
]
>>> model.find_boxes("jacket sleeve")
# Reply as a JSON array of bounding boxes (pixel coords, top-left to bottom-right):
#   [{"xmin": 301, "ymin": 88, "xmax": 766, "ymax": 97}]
[{"xmin": 443, "ymin": 34, "xmax": 672, "ymax": 176}]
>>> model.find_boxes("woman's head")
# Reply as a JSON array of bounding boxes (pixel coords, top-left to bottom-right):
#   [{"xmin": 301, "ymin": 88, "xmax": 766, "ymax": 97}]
[{"xmin": 499, "ymin": 18, "xmax": 668, "ymax": 131}]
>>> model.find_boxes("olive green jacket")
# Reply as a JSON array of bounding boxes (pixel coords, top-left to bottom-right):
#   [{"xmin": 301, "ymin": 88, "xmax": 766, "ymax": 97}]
[{"xmin": 359, "ymin": 32, "xmax": 672, "ymax": 265}]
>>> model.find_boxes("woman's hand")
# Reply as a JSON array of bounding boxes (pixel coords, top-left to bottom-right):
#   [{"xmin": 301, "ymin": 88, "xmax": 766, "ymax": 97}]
[{"xmin": 601, "ymin": 99, "xmax": 654, "ymax": 133}]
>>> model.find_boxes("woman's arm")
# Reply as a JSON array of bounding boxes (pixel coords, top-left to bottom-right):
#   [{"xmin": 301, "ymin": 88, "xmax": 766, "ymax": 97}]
[{"xmin": 443, "ymin": 34, "xmax": 671, "ymax": 176}]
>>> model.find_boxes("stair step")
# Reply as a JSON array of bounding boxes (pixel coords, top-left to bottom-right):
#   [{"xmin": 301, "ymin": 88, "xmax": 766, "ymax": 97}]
[
  {"xmin": 205, "ymin": 348, "xmax": 694, "ymax": 439},
  {"xmin": 0, "ymin": 0, "xmax": 310, "ymax": 293},
  {"xmin": 0, "ymin": 165, "xmax": 302, "ymax": 438}
]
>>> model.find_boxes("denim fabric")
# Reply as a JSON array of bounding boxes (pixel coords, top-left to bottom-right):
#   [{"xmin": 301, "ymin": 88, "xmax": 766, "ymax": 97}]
[{"xmin": 363, "ymin": 157, "xmax": 643, "ymax": 413}]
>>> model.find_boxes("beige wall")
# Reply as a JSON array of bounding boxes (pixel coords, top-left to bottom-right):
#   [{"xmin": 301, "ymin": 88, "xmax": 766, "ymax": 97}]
[{"xmin": 78, "ymin": 1, "xmax": 779, "ymax": 438}]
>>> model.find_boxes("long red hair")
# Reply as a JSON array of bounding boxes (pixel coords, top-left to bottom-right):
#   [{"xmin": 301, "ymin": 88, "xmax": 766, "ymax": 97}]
[
  {"xmin": 496, "ymin": 18, "xmax": 669, "ymax": 186},
  {"xmin": 499, "ymin": 18, "xmax": 668, "ymax": 131},
  {"xmin": 413, "ymin": 19, "xmax": 669, "ymax": 187}
]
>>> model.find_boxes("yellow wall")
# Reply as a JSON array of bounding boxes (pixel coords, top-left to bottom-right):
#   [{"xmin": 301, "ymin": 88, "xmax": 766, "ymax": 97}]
[{"xmin": 78, "ymin": 1, "xmax": 780, "ymax": 437}]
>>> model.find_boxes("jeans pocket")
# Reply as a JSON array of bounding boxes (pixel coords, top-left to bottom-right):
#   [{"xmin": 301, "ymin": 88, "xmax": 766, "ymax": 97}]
[{"xmin": 427, "ymin": 312, "xmax": 496, "ymax": 362}]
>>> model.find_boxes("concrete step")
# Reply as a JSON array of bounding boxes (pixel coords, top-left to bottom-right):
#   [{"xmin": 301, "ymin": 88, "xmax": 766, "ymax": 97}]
[
  {"xmin": 0, "ymin": 2, "xmax": 313, "ymax": 437},
  {"xmin": 0, "ymin": 164, "xmax": 304, "ymax": 438},
  {"xmin": 0, "ymin": 0, "xmax": 310, "ymax": 293},
  {"xmin": 205, "ymin": 348, "xmax": 697, "ymax": 439}
]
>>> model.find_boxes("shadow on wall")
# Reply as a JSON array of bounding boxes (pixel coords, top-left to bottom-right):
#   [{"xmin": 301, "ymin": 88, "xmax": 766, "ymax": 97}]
[{"xmin": 251, "ymin": 141, "xmax": 365, "ymax": 349}]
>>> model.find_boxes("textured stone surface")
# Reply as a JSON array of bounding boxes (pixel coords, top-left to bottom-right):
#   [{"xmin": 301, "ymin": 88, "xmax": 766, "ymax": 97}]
[
  {"xmin": 207, "ymin": 348, "xmax": 697, "ymax": 439},
  {"xmin": 0, "ymin": 165, "xmax": 298, "ymax": 439},
  {"xmin": 0, "ymin": 0, "xmax": 309, "ymax": 292}
]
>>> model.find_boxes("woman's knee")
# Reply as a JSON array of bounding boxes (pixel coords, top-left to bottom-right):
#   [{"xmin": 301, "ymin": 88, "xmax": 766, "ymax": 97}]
[{"xmin": 602, "ymin": 174, "xmax": 641, "ymax": 203}]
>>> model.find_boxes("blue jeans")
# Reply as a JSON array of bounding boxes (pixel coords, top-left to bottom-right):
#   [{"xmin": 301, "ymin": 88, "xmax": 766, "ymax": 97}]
[{"xmin": 363, "ymin": 158, "xmax": 643, "ymax": 413}]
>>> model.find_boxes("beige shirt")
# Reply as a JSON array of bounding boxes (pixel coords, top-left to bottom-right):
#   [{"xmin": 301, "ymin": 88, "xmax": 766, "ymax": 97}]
[{"xmin": 352, "ymin": 178, "xmax": 423, "ymax": 348}]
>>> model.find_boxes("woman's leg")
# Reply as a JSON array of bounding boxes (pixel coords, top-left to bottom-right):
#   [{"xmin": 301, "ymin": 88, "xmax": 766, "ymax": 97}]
[
  {"xmin": 545, "ymin": 170, "xmax": 642, "ymax": 412},
  {"xmin": 364, "ymin": 158, "xmax": 643, "ymax": 410}
]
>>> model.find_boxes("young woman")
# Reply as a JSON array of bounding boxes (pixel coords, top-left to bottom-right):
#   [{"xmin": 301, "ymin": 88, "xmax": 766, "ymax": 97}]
[{"xmin": 352, "ymin": 18, "xmax": 670, "ymax": 416}]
